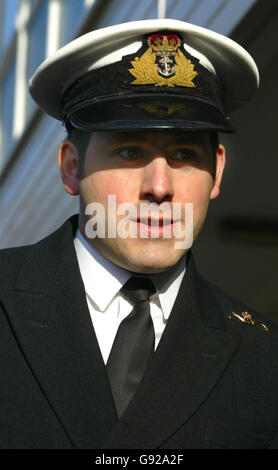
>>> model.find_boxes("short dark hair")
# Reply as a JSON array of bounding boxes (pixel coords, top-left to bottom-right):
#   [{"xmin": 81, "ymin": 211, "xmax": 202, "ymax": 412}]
[
  {"xmin": 64, "ymin": 119, "xmax": 91, "ymax": 177},
  {"xmin": 210, "ymin": 132, "xmax": 219, "ymax": 157}
]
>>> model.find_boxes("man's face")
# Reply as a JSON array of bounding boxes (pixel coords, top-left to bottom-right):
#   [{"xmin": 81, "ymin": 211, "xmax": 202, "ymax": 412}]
[{"xmin": 61, "ymin": 130, "xmax": 225, "ymax": 273}]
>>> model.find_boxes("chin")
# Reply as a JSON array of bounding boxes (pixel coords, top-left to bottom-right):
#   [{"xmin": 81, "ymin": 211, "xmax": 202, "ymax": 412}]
[{"xmin": 123, "ymin": 250, "xmax": 187, "ymax": 274}]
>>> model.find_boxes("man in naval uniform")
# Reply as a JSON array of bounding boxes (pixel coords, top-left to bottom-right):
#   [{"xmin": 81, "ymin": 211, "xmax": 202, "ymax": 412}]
[{"xmin": 0, "ymin": 19, "xmax": 278, "ymax": 449}]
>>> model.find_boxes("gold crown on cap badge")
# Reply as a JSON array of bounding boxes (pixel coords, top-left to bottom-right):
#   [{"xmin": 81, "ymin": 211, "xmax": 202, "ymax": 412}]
[
  {"xmin": 226, "ymin": 312, "xmax": 269, "ymax": 332},
  {"xmin": 129, "ymin": 33, "xmax": 198, "ymax": 88}
]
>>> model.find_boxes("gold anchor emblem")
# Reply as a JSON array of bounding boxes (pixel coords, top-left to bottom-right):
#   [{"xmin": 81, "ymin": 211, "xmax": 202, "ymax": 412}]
[{"xmin": 129, "ymin": 33, "xmax": 198, "ymax": 88}]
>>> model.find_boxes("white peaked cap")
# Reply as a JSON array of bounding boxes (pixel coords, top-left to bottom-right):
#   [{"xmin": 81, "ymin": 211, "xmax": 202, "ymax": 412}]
[{"xmin": 29, "ymin": 19, "xmax": 259, "ymax": 131}]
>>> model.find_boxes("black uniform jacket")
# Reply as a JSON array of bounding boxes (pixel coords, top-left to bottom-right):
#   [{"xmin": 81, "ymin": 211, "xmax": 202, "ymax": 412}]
[{"xmin": 0, "ymin": 216, "xmax": 278, "ymax": 449}]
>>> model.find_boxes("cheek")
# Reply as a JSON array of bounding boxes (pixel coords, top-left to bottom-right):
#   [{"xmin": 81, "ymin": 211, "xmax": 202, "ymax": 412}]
[
  {"xmin": 175, "ymin": 171, "xmax": 214, "ymax": 208},
  {"xmin": 80, "ymin": 170, "xmax": 138, "ymax": 206},
  {"xmin": 176, "ymin": 171, "xmax": 214, "ymax": 240}
]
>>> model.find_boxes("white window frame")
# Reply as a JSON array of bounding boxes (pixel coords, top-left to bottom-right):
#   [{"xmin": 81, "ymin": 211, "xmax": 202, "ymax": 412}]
[{"xmin": 13, "ymin": 0, "xmax": 96, "ymax": 141}]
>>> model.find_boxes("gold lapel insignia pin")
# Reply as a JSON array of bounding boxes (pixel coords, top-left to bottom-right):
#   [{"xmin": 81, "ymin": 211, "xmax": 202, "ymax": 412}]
[{"xmin": 226, "ymin": 312, "xmax": 269, "ymax": 333}]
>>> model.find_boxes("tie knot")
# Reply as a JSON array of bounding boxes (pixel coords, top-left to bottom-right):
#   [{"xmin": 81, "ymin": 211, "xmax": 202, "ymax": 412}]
[{"xmin": 121, "ymin": 277, "xmax": 156, "ymax": 305}]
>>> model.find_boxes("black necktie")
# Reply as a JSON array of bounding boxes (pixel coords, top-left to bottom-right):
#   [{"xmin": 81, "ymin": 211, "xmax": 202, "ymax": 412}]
[{"xmin": 106, "ymin": 277, "xmax": 156, "ymax": 418}]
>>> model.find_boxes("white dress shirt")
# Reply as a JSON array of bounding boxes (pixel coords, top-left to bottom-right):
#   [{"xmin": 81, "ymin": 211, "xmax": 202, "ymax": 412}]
[{"xmin": 74, "ymin": 230, "xmax": 186, "ymax": 364}]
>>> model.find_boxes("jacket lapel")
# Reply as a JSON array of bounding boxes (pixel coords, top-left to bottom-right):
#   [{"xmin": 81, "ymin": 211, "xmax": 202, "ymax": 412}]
[
  {"xmin": 1, "ymin": 217, "xmax": 118, "ymax": 449},
  {"xmin": 105, "ymin": 254, "xmax": 241, "ymax": 449}
]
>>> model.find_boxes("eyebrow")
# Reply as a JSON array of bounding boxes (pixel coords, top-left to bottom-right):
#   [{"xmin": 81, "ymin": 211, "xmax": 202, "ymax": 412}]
[
  {"xmin": 104, "ymin": 131, "xmax": 206, "ymax": 146},
  {"xmin": 104, "ymin": 132, "xmax": 149, "ymax": 145}
]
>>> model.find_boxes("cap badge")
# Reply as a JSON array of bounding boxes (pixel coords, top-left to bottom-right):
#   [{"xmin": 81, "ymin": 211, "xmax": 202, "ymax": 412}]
[
  {"xmin": 138, "ymin": 101, "xmax": 185, "ymax": 115},
  {"xmin": 226, "ymin": 311, "xmax": 269, "ymax": 332},
  {"xmin": 129, "ymin": 34, "xmax": 198, "ymax": 88}
]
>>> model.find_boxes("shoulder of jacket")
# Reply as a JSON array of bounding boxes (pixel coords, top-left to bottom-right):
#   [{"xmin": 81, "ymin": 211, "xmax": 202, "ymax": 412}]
[
  {"xmin": 0, "ymin": 244, "xmax": 33, "ymax": 290},
  {"xmin": 0, "ymin": 216, "xmax": 78, "ymax": 294}
]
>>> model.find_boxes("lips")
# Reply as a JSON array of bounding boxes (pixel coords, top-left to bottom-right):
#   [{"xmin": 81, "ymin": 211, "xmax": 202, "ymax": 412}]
[
  {"xmin": 137, "ymin": 217, "xmax": 173, "ymax": 226},
  {"xmin": 130, "ymin": 216, "xmax": 180, "ymax": 239}
]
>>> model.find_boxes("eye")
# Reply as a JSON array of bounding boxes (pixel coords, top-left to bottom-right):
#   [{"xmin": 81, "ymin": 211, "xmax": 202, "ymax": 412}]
[
  {"xmin": 171, "ymin": 149, "xmax": 197, "ymax": 161},
  {"xmin": 117, "ymin": 147, "xmax": 142, "ymax": 160}
]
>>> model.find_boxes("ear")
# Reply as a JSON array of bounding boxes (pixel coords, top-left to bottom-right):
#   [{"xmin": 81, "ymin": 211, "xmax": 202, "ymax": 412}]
[
  {"xmin": 210, "ymin": 144, "xmax": 226, "ymax": 200},
  {"xmin": 58, "ymin": 140, "xmax": 80, "ymax": 196}
]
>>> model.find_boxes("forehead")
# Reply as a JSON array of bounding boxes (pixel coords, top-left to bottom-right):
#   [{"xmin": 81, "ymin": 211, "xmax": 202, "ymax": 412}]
[{"xmin": 89, "ymin": 130, "xmax": 212, "ymax": 147}]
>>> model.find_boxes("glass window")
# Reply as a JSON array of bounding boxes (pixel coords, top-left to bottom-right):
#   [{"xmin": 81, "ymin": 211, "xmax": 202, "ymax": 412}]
[
  {"xmin": 0, "ymin": 61, "xmax": 16, "ymax": 165},
  {"xmin": 25, "ymin": 0, "xmax": 49, "ymax": 122},
  {"xmin": 2, "ymin": 0, "xmax": 18, "ymax": 50},
  {"xmin": 60, "ymin": 0, "xmax": 85, "ymax": 46}
]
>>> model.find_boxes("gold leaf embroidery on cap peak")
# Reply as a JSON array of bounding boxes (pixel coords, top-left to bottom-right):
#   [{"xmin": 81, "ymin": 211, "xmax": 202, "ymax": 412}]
[{"xmin": 129, "ymin": 46, "xmax": 198, "ymax": 88}]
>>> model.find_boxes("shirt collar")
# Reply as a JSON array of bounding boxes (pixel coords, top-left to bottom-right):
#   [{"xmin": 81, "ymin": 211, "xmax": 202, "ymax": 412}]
[
  {"xmin": 150, "ymin": 255, "xmax": 186, "ymax": 321},
  {"xmin": 74, "ymin": 230, "xmax": 130, "ymax": 312},
  {"xmin": 74, "ymin": 230, "xmax": 186, "ymax": 317}
]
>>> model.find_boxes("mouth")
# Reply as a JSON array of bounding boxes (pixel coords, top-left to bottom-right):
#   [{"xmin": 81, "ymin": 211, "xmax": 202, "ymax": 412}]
[
  {"xmin": 130, "ymin": 217, "xmax": 180, "ymax": 238},
  {"xmin": 138, "ymin": 216, "xmax": 173, "ymax": 225}
]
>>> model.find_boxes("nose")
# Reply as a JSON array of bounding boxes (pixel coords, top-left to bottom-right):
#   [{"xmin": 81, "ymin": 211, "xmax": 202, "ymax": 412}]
[{"xmin": 139, "ymin": 155, "xmax": 174, "ymax": 203}]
